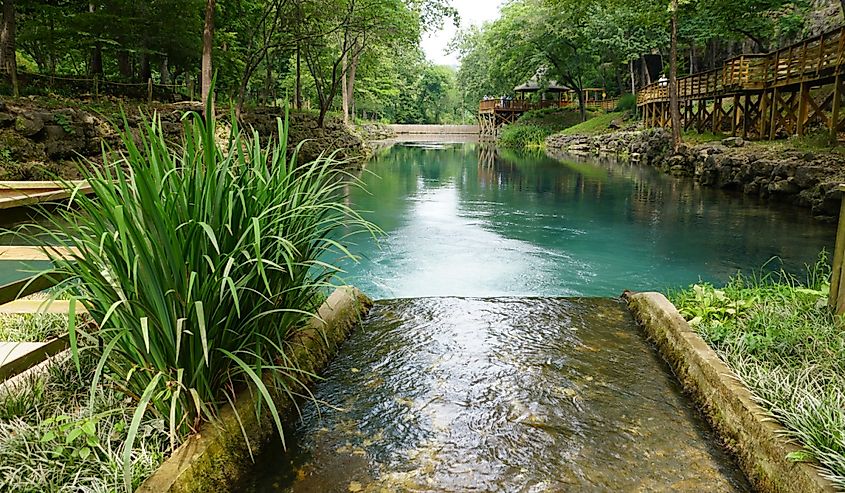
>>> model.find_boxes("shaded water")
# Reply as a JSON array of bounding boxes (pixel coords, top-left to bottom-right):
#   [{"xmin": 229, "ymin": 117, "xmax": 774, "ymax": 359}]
[
  {"xmin": 338, "ymin": 142, "xmax": 833, "ymax": 298},
  {"xmin": 244, "ymin": 298, "xmax": 750, "ymax": 492}
]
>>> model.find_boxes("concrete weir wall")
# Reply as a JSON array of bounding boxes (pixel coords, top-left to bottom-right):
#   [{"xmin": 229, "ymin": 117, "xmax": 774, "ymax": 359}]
[
  {"xmin": 389, "ymin": 124, "xmax": 479, "ymax": 135},
  {"xmin": 137, "ymin": 286, "xmax": 373, "ymax": 493},
  {"xmin": 625, "ymin": 292, "xmax": 834, "ymax": 493}
]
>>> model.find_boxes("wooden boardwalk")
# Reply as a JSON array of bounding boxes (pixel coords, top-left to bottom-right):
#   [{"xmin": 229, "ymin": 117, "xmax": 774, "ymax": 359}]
[{"xmin": 638, "ymin": 25, "xmax": 845, "ymax": 140}]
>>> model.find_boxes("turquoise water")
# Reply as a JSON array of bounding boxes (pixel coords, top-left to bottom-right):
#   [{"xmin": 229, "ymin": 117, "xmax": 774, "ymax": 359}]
[{"xmin": 337, "ymin": 142, "xmax": 834, "ymax": 298}]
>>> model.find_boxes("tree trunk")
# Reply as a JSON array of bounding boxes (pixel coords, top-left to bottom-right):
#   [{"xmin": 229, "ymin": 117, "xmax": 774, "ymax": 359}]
[
  {"xmin": 341, "ymin": 50, "xmax": 349, "ymax": 125},
  {"xmin": 88, "ymin": 3, "xmax": 102, "ymax": 77},
  {"xmin": 669, "ymin": 0, "xmax": 682, "ymax": 152},
  {"xmin": 640, "ymin": 54, "xmax": 651, "ymax": 86},
  {"xmin": 689, "ymin": 43, "xmax": 694, "ymax": 75},
  {"xmin": 139, "ymin": 52, "xmax": 151, "ymax": 82},
  {"xmin": 1, "ymin": 0, "xmax": 18, "ymax": 97},
  {"xmin": 629, "ymin": 59, "xmax": 636, "ymax": 96},
  {"xmin": 118, "ymin": 51, "xmax": 132, "ymax": 79},
  {"xmin": 90, "ymin": 45, "xmax": 102, "ymax": 76},
  {"xmin": 160, "ymin": 57, "xmax": 170, "ymax": 85},
  {"xmin": 201, "ymin": 0, "xmax": 215, "ymax": 114},
  {"xmin": 295, "ymin": 44, "xmax": 301, "ymax": 110},
  {"xmin": 264, "ymin": 53, "xmax": 272, "ymax": 106},
  {"xmin": 347, "ymin": 48, "xmax": 360, "ymax": 122},
  {"xmin": 577, "ymin": 88, "xmax": 586, "ymax": 122}
]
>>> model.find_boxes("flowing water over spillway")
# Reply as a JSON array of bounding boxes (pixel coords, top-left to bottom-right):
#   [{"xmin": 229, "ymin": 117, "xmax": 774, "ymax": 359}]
[
  {"xmin": 244, "ymin": 298, "xmax": 750, "ymax": 492},
  {"xmin": 237, "ymin": 141, "xmax": 834, "ymax": 491},
  {"xmin": 338, "ymin": 142, "xmax": 833, "ymax": 298}
]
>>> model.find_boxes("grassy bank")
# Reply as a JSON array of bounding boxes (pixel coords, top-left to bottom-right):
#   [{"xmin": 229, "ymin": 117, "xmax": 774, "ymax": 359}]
[
  {"xmin": 498, "ymin": 108, "xmax": 587, "ymax": 149},
  {"xmin": 669, "ymin": 257, "xmax": 845, "ymax": 488},
  {"xmin": 0, "ymin": 354, "xmax": 167, "ymax": 491}
]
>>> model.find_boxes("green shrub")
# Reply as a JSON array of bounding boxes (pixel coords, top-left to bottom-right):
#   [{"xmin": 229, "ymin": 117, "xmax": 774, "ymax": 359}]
[
  {"xmin": 615, "ymin": 93, "xmax": 637, "ymax": 112},
  {"xmin": 30, "ymin": 99, "xmax": 373, "ymax": 490},
  {"xmin": 498, "ymin": 124, "xmax": 551, "ymax": 149},
  {"xmin": 498, "ymin": 108, "xmax": 586, "ymax": 149}
]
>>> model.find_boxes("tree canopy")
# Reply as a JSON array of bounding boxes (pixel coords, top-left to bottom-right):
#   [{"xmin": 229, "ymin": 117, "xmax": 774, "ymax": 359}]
[
  {"xmin": 454, "ymin": 0, "xmax": 829, "ymax": 118},
  {"xmin": 0, "ymin": 0, "xmax": 465, "ymax": 125}
]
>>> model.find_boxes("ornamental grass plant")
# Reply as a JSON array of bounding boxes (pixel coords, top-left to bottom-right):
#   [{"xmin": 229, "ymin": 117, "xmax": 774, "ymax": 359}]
[
  {"xmin": 670, "ymin": 255, "xmax": 845, "ymax": 488},
  {"xmin": 23, "ymin": 98, "xmax": 372, "ymax": 491}
]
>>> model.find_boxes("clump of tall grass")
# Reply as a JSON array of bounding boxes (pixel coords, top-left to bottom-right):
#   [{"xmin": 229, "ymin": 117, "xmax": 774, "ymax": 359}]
[
  {"xmin": 498, "ymin": 124, "xmax": 551, "ymax": 149},
  {"xmin": 27, "ymin": 99, "xmax": 372, "ymax": 490},
  {"xmin": 670, "ymin": 254, "xmax": 845, "ymax": 488}
]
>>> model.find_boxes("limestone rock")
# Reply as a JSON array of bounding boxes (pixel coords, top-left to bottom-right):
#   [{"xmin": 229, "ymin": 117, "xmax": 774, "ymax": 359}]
[
  {"xmin": 721, "ymin": 136, "xmax": 744, "ymax": 148},
  {"xmin": 15, "ymin": 114, "xmax": 44, "ymax": 137}
]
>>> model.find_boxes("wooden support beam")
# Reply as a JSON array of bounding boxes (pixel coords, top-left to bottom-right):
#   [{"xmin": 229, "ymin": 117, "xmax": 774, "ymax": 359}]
[
  {"xmin": 797, "ymin": 81, "xmax": 810, "ymax": 136},
  {"xmin": 732, "ymin": 95, "xmax": 740, "ymax": 136},
  {"xmin": 768, "ymin": 88, "xmax": 778, "ymax": 140},
  {"xmin": 713, "ymin": 98, "xmax": 722, "ymax": 133},
  {"xmin": 742, "ymin": 94, "xmax": 751, "ymax": 139},
  {"xmin": 832, "ymin": 184, "xmax": 845, "ymax": 312}
]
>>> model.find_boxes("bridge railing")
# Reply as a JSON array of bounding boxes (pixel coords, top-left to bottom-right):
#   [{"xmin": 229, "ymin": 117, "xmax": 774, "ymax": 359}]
[
  {"xmin": 479, "ymin": 97, "xmax": 621, "ymax": 113},
  {"xmin": 638, "ymin": 25, "xmax": 845, "ymax": 106}
]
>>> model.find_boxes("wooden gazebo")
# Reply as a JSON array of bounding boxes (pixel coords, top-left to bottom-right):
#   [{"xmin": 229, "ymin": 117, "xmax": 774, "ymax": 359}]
[{"xmin": 513, "ymin": 78, "xmax": 571, "ymax": 107}]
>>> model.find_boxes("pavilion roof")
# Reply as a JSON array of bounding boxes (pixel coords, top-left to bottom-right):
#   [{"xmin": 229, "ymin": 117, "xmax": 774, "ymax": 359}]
[{"xmin": 514, "ymin": 78, "xmax": 571, "ymax": 93}]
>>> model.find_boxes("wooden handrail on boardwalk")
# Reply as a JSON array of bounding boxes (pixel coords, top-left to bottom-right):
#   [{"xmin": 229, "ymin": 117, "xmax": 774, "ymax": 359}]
[
  {"xmin": 638, "ymin": 25, "xmax": 845, "ymax": 141},
  {"xmin": 479, "ymin": 97, "xmax": 619, "ymax": 113}
]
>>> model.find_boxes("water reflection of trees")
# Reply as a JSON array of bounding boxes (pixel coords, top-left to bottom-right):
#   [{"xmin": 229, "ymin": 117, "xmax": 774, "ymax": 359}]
[{"xmin": 472, "ymin": 145, "xmax": 833, "ymax": 272}]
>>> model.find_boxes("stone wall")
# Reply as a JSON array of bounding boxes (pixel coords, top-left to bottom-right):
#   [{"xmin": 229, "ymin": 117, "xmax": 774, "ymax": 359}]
[
  {"xmin": 0, "ymin": 100, "xmax": 369, "ymax": 181},
  {"xmin": 546, "ymin": 129, "xmax": 845, "ymax": 220}
]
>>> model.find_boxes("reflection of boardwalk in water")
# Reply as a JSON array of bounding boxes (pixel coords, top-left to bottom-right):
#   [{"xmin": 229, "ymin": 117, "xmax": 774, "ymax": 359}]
[{"xmin": 244, "ymin": 298, "xmax": 751, "ymax": 492}]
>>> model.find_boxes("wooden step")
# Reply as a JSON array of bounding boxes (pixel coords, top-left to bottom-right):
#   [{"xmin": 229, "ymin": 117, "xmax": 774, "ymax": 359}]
[
  {"xmin": 0, "ymin": 180, "xmax": 92, "ymax": 210},
  {"xmin": 0, "ymin": 246, "xmax": 77, "ymax": 261},
  {"xmin": 0, "ymin": 299, "xmax": 87, "ymax": 315}
]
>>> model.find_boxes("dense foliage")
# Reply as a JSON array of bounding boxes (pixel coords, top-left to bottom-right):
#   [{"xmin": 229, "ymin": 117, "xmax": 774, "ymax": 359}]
[
  {"xmin": 498, "ymin": 108, "xmax": 584, "ymax": 148},
  {"xmin": 0, "ymin": 0, "xmax": 465, "ymax": 124},
  {"xmin": 453, "ymin": 0, "xmax": 833, "ymax": 118}
]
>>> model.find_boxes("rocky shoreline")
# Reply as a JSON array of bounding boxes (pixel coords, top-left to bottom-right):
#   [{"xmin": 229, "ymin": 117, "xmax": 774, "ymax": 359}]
[
  {"xmin": 546, "ymin": 129, "xmax": 845, "ymax": 220},
  {"xmin": 0, "ymin": 98, "xmax": 369, "ymax": 181}
]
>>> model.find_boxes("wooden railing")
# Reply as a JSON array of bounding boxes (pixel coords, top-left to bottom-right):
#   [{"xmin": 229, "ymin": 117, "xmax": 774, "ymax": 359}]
[
  {"xmin": 637, "ymin": 25, "xmax": 845, "ymax": 106},
  {"xmin": 479, "ymin": 97, "xmax": 620, "ymax": 113}
]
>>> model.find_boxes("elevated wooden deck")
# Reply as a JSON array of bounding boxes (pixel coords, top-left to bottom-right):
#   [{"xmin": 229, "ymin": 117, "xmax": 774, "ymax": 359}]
[{"xmin": 638, "ymin": 26, "xmax": 845, "ymax": 140}]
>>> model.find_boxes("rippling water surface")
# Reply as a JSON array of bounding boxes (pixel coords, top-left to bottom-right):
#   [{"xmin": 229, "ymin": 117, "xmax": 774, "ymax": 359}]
[
  {"xmin": 336, "ymin": 142, "xmax": 833, "ymax": 298},
  {"xmin": 244, "ymin": 298, "xmax": 750, "ymax": 492}
]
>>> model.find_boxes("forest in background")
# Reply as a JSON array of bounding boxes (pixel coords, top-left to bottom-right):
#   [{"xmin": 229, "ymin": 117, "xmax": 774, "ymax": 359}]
[
  {"xmin": 0, "ymin": 0, "xmax": 472, "ymax": 125},
  {"xmin": 454, "ymin": 0, "xmax": 842, "ymax": 121},
  {"xmin": 1, "ymin": 0, "xmax": 843, "ymax": 127}
]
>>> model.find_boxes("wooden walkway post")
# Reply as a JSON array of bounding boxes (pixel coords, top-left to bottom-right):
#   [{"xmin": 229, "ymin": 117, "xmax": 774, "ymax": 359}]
[{"xmin": 829, "ymin": 184, "xmax": 845, "ymax": 313}]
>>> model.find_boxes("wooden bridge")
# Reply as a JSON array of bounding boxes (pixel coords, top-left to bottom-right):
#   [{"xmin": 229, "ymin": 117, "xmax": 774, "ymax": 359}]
[
  {"xmin": 638, "ymin": 25, "xmax": 845, "ymax": 141},
  {"xmin": 478, "ymin": 90, "xmax": 619, "ymax": 137}
]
